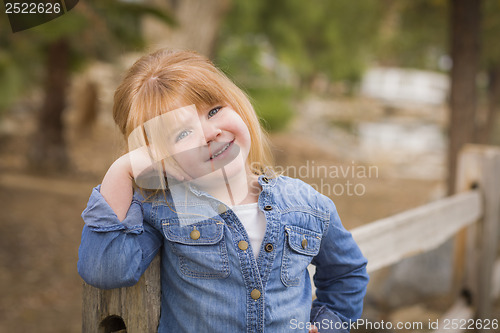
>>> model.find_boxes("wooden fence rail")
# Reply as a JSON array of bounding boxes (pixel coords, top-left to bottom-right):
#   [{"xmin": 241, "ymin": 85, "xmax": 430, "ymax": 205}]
[
  {"xmin": 82, "ymin": 145, "xmax": 500, "ymax": 333},
  {"xmin": 351, "ymin": 189, "xmax": 482, "ymax": 273}
]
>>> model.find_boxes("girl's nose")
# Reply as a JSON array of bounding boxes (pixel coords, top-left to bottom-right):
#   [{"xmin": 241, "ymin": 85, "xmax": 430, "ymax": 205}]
[{"xmin": 203, "ymin": 123, "xmax": 222, "ymax": 144}]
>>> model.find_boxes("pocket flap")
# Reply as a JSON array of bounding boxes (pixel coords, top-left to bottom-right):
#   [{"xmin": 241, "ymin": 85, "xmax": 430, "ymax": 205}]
[
  {"xmin": 163, "ymin": 221, "xmax": 224, "ymax": 245},
  {"xmin": 285, "ymin": 225, "xmax": 321, "ymax": 256}
]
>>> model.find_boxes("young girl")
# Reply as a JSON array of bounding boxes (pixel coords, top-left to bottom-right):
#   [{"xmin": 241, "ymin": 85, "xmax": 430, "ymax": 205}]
[{"xmin": 78, "ymin": 49, "xmax": 369, "ymax": 333}]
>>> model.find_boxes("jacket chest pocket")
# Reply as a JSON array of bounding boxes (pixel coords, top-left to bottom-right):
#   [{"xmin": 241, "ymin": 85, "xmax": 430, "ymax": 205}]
[
  {"xmin": 163, "ymin": 220, "xmax": 230, "ymax": 279},
  {"xmin": 281, "ymin": 225, "xmax": 321, "ymax": 287}
]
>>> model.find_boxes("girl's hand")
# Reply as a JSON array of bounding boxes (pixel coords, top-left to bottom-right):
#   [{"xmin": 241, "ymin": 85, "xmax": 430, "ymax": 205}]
[
  {"xmin": 127, "ymin": 145, "xmax": 192, "ymax": 187},
  {"xmin": 308, "ymin": 325, "xmax": 319, "ymax": 333},
  {"xmin": 100, "ymin": 145, "xmax": 193, "ymax": 221}
]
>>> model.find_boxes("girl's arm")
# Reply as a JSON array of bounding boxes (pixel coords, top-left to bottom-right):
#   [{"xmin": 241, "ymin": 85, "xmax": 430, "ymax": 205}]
[
  {"xmin": 311, "ymin": 201, "xmax": 369, "ymax": 333},
  {"xmin": 77, "ymin": 152, "xmax": 163, "ymax": 289},
  {"xmin": 100, "ymin": 154, "xmax": 135, "ymax": 221}
]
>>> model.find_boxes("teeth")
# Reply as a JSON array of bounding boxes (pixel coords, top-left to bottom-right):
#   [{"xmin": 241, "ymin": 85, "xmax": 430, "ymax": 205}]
[{"xmin": 210, "ymin": 143, "xmax": 231, "ymax": 159}]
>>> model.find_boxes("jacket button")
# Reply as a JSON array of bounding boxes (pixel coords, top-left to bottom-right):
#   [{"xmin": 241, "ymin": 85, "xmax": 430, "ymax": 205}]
[
  {"xmin": 251, "ymin": 289, "xmax": 261, "ymax": 300},
  {"xmin": 190, "ymin": 229, "xmax": 200, "ymax": 240},
  {"xmin": 263, "ymin": 205, "xmax": 272, "ymax": 211},
  {"xmin": 218, "ymin": 204, "xmax": 227, "ymax": 215},
  {"xmin": 238, "ymin": 240, "xmax": 249, "ymax": 251},
  {"xmin": 264, "ymin": 243, "xmax": 274, "ymax": 252},
  {"xmin": 262, "ymin": 176, "xmax": 269, "ymax": 183},
  {"xmin": 301, "ymin": 239, "xmax": 308, "ymax": 249}
]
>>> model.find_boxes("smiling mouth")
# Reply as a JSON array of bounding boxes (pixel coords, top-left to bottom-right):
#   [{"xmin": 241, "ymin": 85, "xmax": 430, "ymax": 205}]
[{"xmin": 209, "ymin": 141, "xmax": 232, "ymax": 160}]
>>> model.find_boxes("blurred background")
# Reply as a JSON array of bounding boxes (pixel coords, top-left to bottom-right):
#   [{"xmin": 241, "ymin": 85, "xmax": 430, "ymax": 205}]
[{"xmin": 1, "ymin": 0, "xmax": 499, "ymax": 332}]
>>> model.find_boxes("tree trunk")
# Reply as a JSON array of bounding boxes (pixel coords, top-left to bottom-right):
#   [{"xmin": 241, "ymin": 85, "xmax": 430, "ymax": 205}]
[
  {"xmin": 143, "ymin": 0, "xmax": 231, "ymax": 58},
  {"xmin": 75, "ymin": 80, "xmax": 99, "ymax": 135},
  {"xmin": 447, "ymin": 0, "xmax": 481, "ymax": 194},
  {"xmin": 29, "ymin": 38, "xmax": 70, "ymax": 171},
  {"xmin": 477, "ymin": 66, "xmax": 500, "ymax": 144}
]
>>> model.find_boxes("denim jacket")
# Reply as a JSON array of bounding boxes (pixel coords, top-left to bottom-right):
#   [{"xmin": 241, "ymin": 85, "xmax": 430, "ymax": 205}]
[{"xmin": 78, "ymin": 175, "xmax": 368, "ymax": 333}]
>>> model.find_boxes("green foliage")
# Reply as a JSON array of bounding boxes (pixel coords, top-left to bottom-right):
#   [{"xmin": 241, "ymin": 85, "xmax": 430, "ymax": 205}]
[
  {"xmin": 0, "ymin": 1, "xmax": 175, "ymax": 112},
  {"xmin": 0, "ymin": 17, "xmax": 44, "ymax": 111},
  {"xmin": 246, "ymin": 86, "xmax": 295, "ymax": 132},
  {"xmin": 481, "ymin": 0, "xmax": 500, "ymax": 69},
  {"xmin": 217, "ymin": 0, "xmax": 382, "ymax": 85},
  {"xmin": 374, "ymin": 0, "xmax": 500, "ymax": 73},
  {"xmin": 216, "ymin": 0, "xmax": 383, "ymax": 132},
  {"xmin": 0, "ymin": 55, "xmax": 24, "ymax": 110},
  {"xmin": 27, "ymin": 10, "xmax": 89, "ymax": 42},
  {"xmin": 376, "ymin": 0, "xmax": 448, "ymax": 70}
]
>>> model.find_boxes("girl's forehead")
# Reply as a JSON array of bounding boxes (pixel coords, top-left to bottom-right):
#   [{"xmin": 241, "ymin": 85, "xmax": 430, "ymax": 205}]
[
  {"xmin": 167, "ymin": 100, "xmax": 226, "ymax": 114},
  {"xmin": 164, "ymin": 93, "xmax": 219, "ymax": 109}
]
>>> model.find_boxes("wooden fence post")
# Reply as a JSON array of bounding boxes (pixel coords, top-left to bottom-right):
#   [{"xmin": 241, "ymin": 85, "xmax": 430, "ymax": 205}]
[
  {"xmin": 453, "ymin": 146, "xmax": 482, "ymax": 303},
  {"xmin": 82, "ymin": 254, "xmax": 161, "ymax": 333},
  {"xmin": 454, "ymin": 145, "xmax": 500, "ymax": 331}
]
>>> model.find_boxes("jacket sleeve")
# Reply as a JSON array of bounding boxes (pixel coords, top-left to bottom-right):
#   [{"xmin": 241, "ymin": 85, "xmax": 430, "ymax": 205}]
[
  {"xmin": 77, "ymin": 185, "xmax": 163, "ymax": 290},
  {"xmin": 310, "ymin": 199, "xmax": 369, "ymax": 333}
]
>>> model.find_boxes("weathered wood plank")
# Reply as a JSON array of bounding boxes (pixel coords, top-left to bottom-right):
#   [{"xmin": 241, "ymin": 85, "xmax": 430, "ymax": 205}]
[
  {"xmin": 472, "ymin": 146, "xmax": 500, "ymax": 326},
  {"xmin": 452, "ymin": 146, "xmax": 481, "ymax": 297},
  {"xmin": 82, "ymin": 254, "xmax": 161, "ymax": 333},
  {"xmin": 433, "ymin": 297, "xmax": 473, "ymax": 333},
  {"xmin": 351, "ymin": 190, "xmax": 482, "ymax": 273}
]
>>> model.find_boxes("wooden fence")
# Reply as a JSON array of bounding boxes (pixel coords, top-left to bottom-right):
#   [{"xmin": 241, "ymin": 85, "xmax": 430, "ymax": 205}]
[{"xmin": 82, "ymin": 144, "xmax": 500, "ymax": 333}]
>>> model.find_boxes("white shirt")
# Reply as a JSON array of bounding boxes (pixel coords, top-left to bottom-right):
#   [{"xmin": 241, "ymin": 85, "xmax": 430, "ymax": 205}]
[{"xmin": 231, "ymin": 203, "xmax": 267, "ymax": 258}]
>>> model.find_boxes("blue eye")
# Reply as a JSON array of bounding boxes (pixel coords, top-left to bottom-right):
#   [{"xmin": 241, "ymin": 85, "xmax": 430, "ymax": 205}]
[
  {"xmin": 176, "ymin": 130, "xmax": 192, "ymax": 142},
  {"xmin": 208, "ymin": 106, "xmax": 222, "ymax": 119}
]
